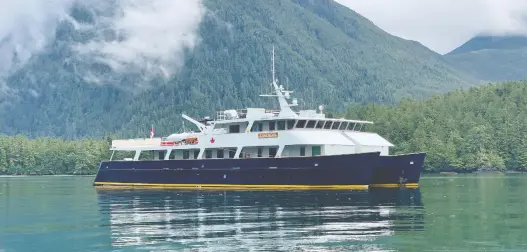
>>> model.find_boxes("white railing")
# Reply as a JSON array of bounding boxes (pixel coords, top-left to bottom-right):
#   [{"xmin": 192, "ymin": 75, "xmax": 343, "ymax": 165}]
[
  {"xmin": 215, "ymin": 109, "xmax": 248, "ymax": 121},
  {"xmin": 112, "ymin": 138, "xmax": 162, "ymax": 148}
]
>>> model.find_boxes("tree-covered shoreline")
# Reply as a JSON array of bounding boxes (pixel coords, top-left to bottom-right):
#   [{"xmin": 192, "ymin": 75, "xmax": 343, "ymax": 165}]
[
  {"xmin": 2, "ymin": 81, "xmax": 527, "ymax": 175},
  {"xmin": 345, "ymin": 81, "xmax": 527, "ymax": 173},
  {"xmin": 0, "ymin": 136, "xmax": 110, "ymax": 175}
]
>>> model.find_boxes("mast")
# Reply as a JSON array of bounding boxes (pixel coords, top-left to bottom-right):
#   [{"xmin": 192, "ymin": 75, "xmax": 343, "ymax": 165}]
[
  {"xmin": 272, "ymin": 45, "xmax": 275, "ymax": 89},
  {"xmin": 261, "ymin": 45, "xmax": 298, "ymax": 117}
]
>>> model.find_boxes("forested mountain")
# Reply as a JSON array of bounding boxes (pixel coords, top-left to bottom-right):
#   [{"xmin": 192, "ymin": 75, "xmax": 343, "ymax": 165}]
[
  {"xmin": 2, "ymin": 80, "xmax": 527, "ymax": 175},
  {"xmin": 0, "ymin": 0, "xmax": 475, "ymax": 139},
  {"xmin": 445, "ymin": 35, "xmax": 527, "ymax": 81},
  {"xmin": 345, "ymin": 81, "xmax": 527, "ymax": 172},
  {"xmin": 447, "ymin": 35, "xmax": 527, "ymax": 55}
]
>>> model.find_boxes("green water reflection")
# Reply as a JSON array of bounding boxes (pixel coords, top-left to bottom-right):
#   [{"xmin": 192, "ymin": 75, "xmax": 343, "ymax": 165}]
[{"xmin": 0, "ymin": 174, "xmax": 526, "ymax": 251}]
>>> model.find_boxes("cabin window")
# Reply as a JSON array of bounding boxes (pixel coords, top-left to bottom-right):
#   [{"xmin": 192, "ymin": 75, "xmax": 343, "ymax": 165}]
[
  {"xmin": 277, "ymin": 120, "xmax": 286, "ymax": 130},
  {"xmin": 229, "ymin": 125, "xmax": 240, "ymax": 133},
  {"xmin": 312, "ymin": 146, "xmax": 321, "ymax": 156},
  {"xmin": 169, "ymin": 150, "xmax": 177, "ymax": 160},
  {"xmin": 269, "ymin": 147, "xmax": 277, "ymax": 158},
  {"xmin": 339, "ymin": 122, "xmax": 348, "ymax": 130},
  {"xmin": 229, "ymin": 148, "xmax": 236, "ymax": 158},
  {"xmin": 296, "ymin": 120, "xmax": 306, "ymax": 128},
  {"xmin": 332, "ymin": 121, "xmax": 341, "ymax": 130},
  {"xmin": 347, "ymin": 123, "xmax": 356, "ymax": 131},
  {"xmin": 193, "ymin": 150, "xmax": 199, "ymax": 159},
  {"xmin": 323, "ymin": 121, "xmax": 332, "ymax": 129},
  {"xmin": 269, "ymin": 121, "xmax": 276, "ymax": 131},
  {"xmin": 158, "ymin": 150, "xmax": 166, "ymax": 160},
  {"xmin": 257, "ymin": 147, "xmax": 263, "ymax": 157},
  {"xmin": 306, "ymin": 120, "xmax": 316, "ymax": 128},
  {"xmin": 251, "ymin": 121, "xmax": 263, "ymax": 132},
  {"xmin": 217, "ymin": 149, "xmax": 224, "ymax": 159},
  {"xmin": 205, "ymin": 149, "xmax": 212, "ymax": 159},
  {"xmin": 183, "ymin": 150, "xmax": 190, "ymax": 160},
  {"xmin": 287, "ymin": 120, "xmax": 295, "ymax": 129},
  {"xmin": 300, "ymin": 147, "xmax": 305, "ymax": 157},
  {"xmin": 315, "ymin": 121, "xmax": 324, "ymax": 129}
]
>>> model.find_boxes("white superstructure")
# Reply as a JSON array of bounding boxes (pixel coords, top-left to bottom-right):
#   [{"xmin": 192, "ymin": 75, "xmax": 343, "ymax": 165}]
[{"xmin": 109, "ymin": 47, "xmax": 394, "ymax": 161}]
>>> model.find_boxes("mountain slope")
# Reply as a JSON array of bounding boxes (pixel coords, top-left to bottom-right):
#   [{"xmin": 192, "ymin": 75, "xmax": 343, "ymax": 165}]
[
  {"xmin": 0, "ymin": 0, "xmax": 475, "ymax": 138},
  {"xmin": 445, "ymin": 35, "xmax": 527, "ymax": 81}
]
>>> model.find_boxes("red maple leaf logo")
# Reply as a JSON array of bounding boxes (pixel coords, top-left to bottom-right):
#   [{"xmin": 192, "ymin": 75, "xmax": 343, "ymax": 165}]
[{"xmin": 210, "ymin": 138, "xmax": 215, "ymax": 143}]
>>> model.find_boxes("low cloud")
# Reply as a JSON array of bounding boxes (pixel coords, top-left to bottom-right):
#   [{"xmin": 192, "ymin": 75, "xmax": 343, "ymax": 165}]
[
  {"xmin": 336, "ymin": 0, "xmax": 527, "ymax": 54},
  {"xmin": 74, "ymin": 0, "xmax": 206, "ymax": 86},
  {"xmin": 0, "ymin": 0, "xmax": 76, "ymax": 93},
  {"xmin": 0, "ymin": 0, "xmax": 205, "ymax": 92}
]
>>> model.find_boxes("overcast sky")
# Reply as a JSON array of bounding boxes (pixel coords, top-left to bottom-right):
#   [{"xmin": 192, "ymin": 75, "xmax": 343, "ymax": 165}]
[{"xmin": 335, "ymin": 0, "xmax": 527, "ymax": 54}]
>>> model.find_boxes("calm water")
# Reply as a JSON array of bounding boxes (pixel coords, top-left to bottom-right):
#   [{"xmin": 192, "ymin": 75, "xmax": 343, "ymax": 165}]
[{"xmin": 1, "ymin": 175, "xmax": 526, "ymax": 251}]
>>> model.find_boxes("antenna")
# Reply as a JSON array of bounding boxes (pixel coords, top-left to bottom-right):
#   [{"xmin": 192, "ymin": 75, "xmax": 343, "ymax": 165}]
[
  {"xmin": 272, "ymin": 45, "xmax": 275, "ymax": 85},
  {"xmin": 259, "ymin": 45, "xmax": 298, "ymax": 117},
  {"xmin": 311, "ymin": 89, "xmax": 314, "ymax": 109}
]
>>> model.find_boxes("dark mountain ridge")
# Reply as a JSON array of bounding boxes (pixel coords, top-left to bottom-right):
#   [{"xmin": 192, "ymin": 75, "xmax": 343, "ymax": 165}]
[
  {"xmin": 447, "ymin": 35, "xmax": 527, "ymax": 55},
  {"xmin": 445, "ymin": 34, "xmax": 527, "ymax": 81}
]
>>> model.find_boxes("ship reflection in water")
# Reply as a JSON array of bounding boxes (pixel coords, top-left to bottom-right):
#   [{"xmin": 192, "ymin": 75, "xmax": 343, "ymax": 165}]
[{"xmin": 96, "ymin": 189, "xmax": 424, "ymax": 251}]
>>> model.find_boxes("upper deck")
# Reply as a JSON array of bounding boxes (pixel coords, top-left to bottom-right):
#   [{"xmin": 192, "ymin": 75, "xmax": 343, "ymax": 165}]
[{"xmin": 213, "ymin": 107, "xmax": 372, "ymax": 125}]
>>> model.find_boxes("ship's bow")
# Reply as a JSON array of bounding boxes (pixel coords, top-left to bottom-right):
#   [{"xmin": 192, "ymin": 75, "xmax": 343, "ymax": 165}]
[{"xmin": 371, "ymin": 153, "xmax": 426, "ymax": 188}]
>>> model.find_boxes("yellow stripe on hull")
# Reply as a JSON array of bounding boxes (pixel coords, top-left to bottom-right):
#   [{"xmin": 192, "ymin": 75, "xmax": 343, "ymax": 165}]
[
  {"xmin": 93, "ymin": 182, "xmax": 369, "ymax": 190},
  {"xmin": 369, "ymin": 183, "xmax": 419, "ymax": 188}
]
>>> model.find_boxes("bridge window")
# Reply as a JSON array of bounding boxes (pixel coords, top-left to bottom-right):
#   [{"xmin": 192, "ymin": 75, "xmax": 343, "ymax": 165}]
[
  {"xmin": 205, "ymin": 149, "xmax": 212, "ymax": 159},
  {"xmin": 257, "ymin": 147, "xmax": 263, "ymax": 157},
  {"xmin": 339, "ymin": 122, "xmax": 348, "ymax": 130},
  {"xmin": 217, "ymin": 150, "xmax": 224, "ymax": 159},
  {"xmin": 323, "ymin": 121, "xmax": 332, "ymax": 129},
  {"xmin": 183, "ymin": 150, "xmax": 190, "ymax": 160},
  {"xmin": 332, "ymin": 121, "xmax": 341, "ymax": 130},
  {"xmin": 347, "ymin": 123, "xmax": 356, "ymax": 131},
  {"xmin": 358, "ymin": 124, "xmax": 365, "ymax": 131},
  {"xmin": 193, "ymin": 150, "xmax": 199, "ymax": 159},
  {"xmin": 296, "ymin": 120, "xmax": 306, "ymax": 128},
  {"xmin": 315, "ymin": 121, "xmax": 324, "ymax": 129},
  {"xmin": 300, "ymin": 147, "xmax": 305, "ymax": 156},
  {"xmin": 306, "ymin": 120, "xmax": 316, "ymax": 128}
]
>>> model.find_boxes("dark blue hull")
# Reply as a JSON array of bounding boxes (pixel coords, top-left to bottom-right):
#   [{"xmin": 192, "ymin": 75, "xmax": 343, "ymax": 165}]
[
  {"xmin": 93, "ymin": 152, "xmax": 426, "ymax": 189},
  {"xmin": 93, "ymin": 152, "xmax": 382, "ymax": 189},
  {"xmin": 371, "ymin": 153, "xmax": 426, "ymax": 188}
]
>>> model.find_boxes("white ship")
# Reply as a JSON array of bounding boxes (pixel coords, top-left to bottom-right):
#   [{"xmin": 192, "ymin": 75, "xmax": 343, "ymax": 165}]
[{"xmin": 93, "ymin": 47, "xmax": 425, "ymax": 190}]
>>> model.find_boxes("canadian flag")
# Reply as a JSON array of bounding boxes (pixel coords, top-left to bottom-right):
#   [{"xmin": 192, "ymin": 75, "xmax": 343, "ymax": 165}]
[{"xmin": 150, "ymin": 125, "xmax": 155, "ymax": 138}]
